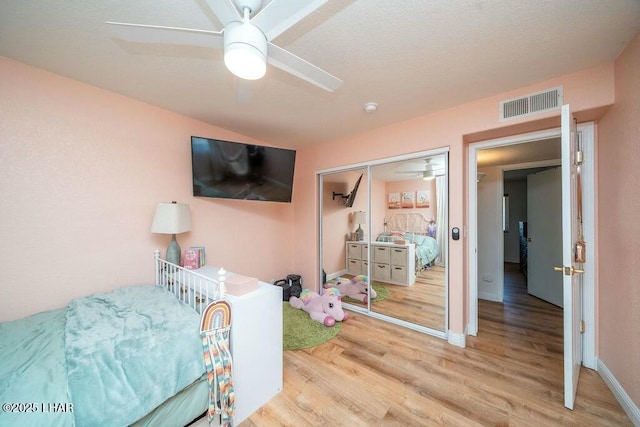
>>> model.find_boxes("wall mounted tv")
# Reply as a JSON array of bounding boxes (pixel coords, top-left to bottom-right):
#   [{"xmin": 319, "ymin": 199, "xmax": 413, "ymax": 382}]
[{"xmin": 191, "ymin": 136, "xmax": 296, "ymax": 203}]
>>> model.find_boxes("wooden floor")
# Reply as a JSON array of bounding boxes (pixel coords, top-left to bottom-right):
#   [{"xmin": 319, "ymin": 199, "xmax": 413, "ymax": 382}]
[
  {"xmin": 242, "ymin": 263, "xmax": 630, "ymax": 426},
  {"xmin": 343, "ymin": 266, "xmax": 447, "ymax": 331}
]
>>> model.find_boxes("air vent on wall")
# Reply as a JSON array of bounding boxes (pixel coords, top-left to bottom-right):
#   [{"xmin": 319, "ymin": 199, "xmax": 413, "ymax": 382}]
[{"xmin": 499, "ymin": 86, "xmax": 563, "ymax": 121}]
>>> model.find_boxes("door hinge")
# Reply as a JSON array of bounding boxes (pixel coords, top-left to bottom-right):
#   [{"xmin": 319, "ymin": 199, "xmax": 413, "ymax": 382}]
[{"xmin": 580, "ymin": 320, "xmax": 585, "ymax": 334}]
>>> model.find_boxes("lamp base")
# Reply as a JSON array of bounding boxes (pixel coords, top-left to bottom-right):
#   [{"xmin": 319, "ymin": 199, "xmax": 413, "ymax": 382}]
[
  {"xmin": 355, "ymin": 225, "xmax": 364, "ymax": 241},
  {"xmin": 166, "ymin": 234, "xmax": 182, "ymax": 266}
]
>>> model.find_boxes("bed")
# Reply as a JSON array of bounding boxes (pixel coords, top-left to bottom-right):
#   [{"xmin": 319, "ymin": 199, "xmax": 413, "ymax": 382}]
[
  {"xmin": 0, "ymin": 252, "xmax": 225, "ymax": 427},
  {"xmin": 378, "ymin": 212, "xmax": 441, "ymax": 270}
]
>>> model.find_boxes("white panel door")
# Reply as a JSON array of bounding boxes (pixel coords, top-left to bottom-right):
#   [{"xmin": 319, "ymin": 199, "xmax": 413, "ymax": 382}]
[
  {"xmin": 527, "ymin": 167, "xmax": 563, "ymax": 307},
  {"xmin": 559, "ymin": 104, "xmax": 583, "ymax": 410}
]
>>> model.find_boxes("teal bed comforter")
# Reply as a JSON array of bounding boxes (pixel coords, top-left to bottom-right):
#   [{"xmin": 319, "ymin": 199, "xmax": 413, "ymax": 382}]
[
  {"xmin": 405, "ymin": 232, "xmax": 440, "ymax": 267},
  {"xmin": 0, "ymin": 285, "xmax": 205, "ymax": 427}
]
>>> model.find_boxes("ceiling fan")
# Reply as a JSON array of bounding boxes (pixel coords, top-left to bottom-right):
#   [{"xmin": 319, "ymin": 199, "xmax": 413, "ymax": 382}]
[
  {"xmin": 105, "ymin": 0, "xmax": 343, "ymax": 92},
  {"xmin": 394, "ymin": 158, "xmax": 445, "ymax": 180}
]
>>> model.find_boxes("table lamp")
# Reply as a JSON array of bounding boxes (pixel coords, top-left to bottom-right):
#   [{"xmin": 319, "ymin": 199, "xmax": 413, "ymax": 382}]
[
  {"xmin": 353, "ymin": 211, "xmax": 366, "ymax": 241},
  {"xmin": 151, "ymin": 201, "xmax": 192, "ymax": 266}
]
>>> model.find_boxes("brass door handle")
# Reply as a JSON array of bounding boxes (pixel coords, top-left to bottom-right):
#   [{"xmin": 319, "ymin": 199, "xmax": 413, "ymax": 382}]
[{"xmin": 554, "ymin": 266, "xmax": 585, "ymax": 276}]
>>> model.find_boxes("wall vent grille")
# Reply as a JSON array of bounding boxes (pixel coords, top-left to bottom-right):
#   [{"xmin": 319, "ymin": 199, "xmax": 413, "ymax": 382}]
[{"xmin": 499, "ymin": 86, "xmax": 563, "ymax": 121}]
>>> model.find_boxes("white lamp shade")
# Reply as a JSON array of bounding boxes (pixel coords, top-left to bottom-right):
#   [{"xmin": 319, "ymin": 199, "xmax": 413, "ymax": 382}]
[
  {"xmin": 151, "ymin": 202, "xmax": 192, "ymax": 234},
  {"xmin": 353, "ymin": 211, "xmax": 367, "ymax": 225},
  {"xmin": 224, "ymin": 21, "xmax": 267, "ymax": 80}
]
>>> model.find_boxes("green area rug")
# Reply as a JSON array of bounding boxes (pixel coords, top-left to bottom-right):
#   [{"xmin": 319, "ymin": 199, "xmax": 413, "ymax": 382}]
[
  {"xmin": 283, "ymin": 302, "xmax": 342, "ymax": 350},
  {"xmin": 343, "ymin": 281, "xmax": 389, "ymax": 304}
]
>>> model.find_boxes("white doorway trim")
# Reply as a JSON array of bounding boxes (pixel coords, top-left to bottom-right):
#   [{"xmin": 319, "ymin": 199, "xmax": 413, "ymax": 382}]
[{"xmin": 467, "ymin": 124, "xmax": 596, "ymax": 369}]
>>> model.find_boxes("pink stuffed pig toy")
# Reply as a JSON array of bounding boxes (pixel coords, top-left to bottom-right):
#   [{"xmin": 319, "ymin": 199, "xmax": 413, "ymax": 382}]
[
  {"xmin": 289, "ymin": 288, "xmax": 349, "ymax": 327},
  {"xmin": 324, "ymin": 275, "xmax": 377, "ymax": 303}
]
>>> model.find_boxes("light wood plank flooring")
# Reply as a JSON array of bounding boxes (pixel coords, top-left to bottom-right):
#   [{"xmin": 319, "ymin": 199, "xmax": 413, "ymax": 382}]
[
  {"xmin": 343, "ymin": 266, "xmax": 447, "ymax": 331},
  {"xmin": 243, "ymin": 263, "xmax": 630, "ymax": 426}
]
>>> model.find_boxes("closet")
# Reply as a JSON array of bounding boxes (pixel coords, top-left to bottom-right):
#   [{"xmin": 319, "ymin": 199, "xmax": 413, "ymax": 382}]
[{"xmin": 318, "ymin": 149, "xmax": 449, "ymax": 337}]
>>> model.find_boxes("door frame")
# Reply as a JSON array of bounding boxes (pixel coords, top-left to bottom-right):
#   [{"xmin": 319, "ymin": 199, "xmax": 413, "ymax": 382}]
[{"xmin": 467, "ymin": 123, "xmax": 596, "ymax": 370}]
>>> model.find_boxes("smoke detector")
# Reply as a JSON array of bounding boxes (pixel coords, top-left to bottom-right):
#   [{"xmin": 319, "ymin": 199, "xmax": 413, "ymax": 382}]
[{"xmin": 364, "ymin": 102, "xmax": 378, "ymax": 113}]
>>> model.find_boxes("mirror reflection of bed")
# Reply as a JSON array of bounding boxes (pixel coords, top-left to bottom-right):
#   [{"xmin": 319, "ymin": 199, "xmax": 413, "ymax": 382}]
[{"xmin": 320, "ymin": 152, "xmax": 448, "ymax": 335}]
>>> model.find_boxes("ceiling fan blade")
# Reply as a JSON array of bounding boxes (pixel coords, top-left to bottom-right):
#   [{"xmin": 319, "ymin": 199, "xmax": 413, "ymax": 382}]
[
  {"xmin": 395, "ymin": 168, "xmax": 446, "ymax": 174},
  {"xmin": 267, "ymin": 42, "xmax": 342, "ymax": 92},
  {"xmin": 106, "ymin": 22, "xmax": 224, "ymax": 49},
  {"xmin": 204, "ymin": 0, "xmax": 241, "ymax": 27},
  {"xmin": 252, "ymin": 0, "xmax": 328, "ymax": 40}
]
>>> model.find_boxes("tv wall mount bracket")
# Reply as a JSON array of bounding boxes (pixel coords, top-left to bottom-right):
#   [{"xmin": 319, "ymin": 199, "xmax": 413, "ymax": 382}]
[
  {"xmin": 332, "ymin": 192, "xmax": 349, "ymax": 203},
  {"xmin": 331, "ymin": 173, "xmax": 362, "ymax": 207}
]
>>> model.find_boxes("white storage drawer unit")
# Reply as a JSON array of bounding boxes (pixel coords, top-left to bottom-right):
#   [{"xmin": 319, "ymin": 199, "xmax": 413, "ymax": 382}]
[
  {"xmin": 390, "ymin": 247, "xmax": 408, "ymax": 266},
  {"xmin": 373, "ymin": 245, "xmax": 390, "ymax": 264},
  {"xmin": 372, "ymin": 262, "xmax": 391, "ymax": 281},
  {"xmin": 347, "ymin": 242, "xmax": 368, "ymax": 261},
  {"xmin": 347, "ymin": 259, "xmax": 363, "ymax": 275},
  {"xmin": 345, "ymin": 241, "xmax": 415, "ymax": 286},
  {"xmin": 346, "ymin": 242, "xmax": 368, "ymax": 275}
]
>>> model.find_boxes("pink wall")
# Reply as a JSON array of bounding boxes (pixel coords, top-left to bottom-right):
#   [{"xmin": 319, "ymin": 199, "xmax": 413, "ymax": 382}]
[
  {"xmin": 321, "ymin": 170, "xmax": 367, "ymax": 277},
  {"xmin": 370, "ymin": 178, "xmax": 387, "ymax": 238},
  {"xmin": 294, "ymin": 62, "xmax": 615, "ymax": 336},
  {"xmin": 0, "ymin": 57, "xmax": 296, "ymax": 322},
  {"xmin": 596, "ymin": 32, "xmax": 640, "ymax": 405}
]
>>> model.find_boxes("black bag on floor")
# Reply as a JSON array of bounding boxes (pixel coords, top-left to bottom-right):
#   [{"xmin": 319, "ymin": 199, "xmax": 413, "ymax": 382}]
[{"xmin": 274, "ymin": 274, "xmax": 303, "ymax": 301}]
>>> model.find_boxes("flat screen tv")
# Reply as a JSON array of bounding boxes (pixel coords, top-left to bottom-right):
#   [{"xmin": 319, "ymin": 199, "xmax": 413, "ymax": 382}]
[
  {"xmin": 191, "ymin": 136, "xmax": 296, "ymax": 203},
  {"xmin": 345, "ymin": 173, "xmax": 362, "ymax": 207}
]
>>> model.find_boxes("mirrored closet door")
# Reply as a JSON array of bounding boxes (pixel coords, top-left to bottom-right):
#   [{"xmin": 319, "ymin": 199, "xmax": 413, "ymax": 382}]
[
  {"xmin": 319, "ymin": 151, "xmax": 448, "ymax": 336},
  {"xmin": 320, "ymin": 167, "xmax": 368, "ymax": 287}
]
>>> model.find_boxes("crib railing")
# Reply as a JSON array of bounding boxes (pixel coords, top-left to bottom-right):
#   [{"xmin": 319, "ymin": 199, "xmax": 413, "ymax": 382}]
[{"xmin": 154, "ymin": 250, "xmax": 226, "ymax": 313}]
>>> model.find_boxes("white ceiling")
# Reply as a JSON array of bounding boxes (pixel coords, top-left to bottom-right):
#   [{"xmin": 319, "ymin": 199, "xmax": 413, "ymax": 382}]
[
  {"xmin": 477, "ymin": 137, "xmax": 561, "ymax": 168},
  {"xmin": 1, "ymin": 1, "xmax": 639, "ymax": 149},
  {"xmin": 371, "ymin": 154, "xmax": 447, "ymax": 182}
]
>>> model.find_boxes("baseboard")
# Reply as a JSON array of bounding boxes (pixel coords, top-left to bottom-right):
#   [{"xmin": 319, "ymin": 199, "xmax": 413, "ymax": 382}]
[
  {"xmin": 326, "ymin": 270, "xmax": 346, "ymax": 281},
  {"xmin": 597, "ymin": 358, "xmax": 640, "ymax": 426},
  {"xmin": 447, "ymin": 330, "xmax": 466, "ymax": 348},
  {"xmin": 478, "ymin": 291, "xmax": 500, "ymax": 302}
]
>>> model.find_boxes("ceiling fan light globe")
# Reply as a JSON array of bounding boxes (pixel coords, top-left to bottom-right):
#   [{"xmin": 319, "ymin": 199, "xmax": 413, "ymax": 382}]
[
  {"xmin": 223, "ymin": 21, "xmax": 267, "ymax": 80},
  {"xmin": 225, "ymin": 45, "xmax": 266, "ymax": 80}
]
